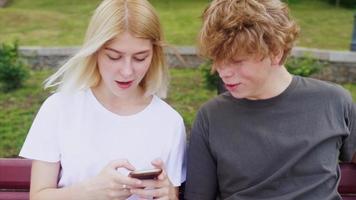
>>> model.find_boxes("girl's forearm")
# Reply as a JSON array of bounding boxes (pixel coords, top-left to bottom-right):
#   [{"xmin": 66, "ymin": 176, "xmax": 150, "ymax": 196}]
[{"xmin": 30, "ymin": 181, "xmax": 93, "ymax": 200}]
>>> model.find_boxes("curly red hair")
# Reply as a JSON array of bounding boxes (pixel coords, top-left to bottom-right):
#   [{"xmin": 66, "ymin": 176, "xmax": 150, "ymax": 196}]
[{"xmin": 199, "ymin": 0, "xmax": 299, "ymax": 68}]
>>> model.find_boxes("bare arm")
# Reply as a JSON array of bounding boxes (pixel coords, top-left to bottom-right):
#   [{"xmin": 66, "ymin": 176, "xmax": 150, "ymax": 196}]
[
  {"xmin": 29, "ymin": 160, "xmax": 143, "ymax": 200},
  {"xmin": 29, "ymin": 160, "xmax": 90, "ymax": 200}
]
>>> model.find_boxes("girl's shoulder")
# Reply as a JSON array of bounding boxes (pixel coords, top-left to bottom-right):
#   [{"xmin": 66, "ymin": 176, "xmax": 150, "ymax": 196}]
[
  {"xmin": 150, "ymin": 96, "xmax": 184, "ymax": 123},
  {"xmin": 42, "ymin": 89, "xmax": 90, "ymax": 110}
]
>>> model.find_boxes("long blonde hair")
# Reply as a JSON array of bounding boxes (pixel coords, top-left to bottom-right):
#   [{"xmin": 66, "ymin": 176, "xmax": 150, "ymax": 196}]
[{"xmin": 45, "ymin": 0, "xmax": 168, "ymax": 97}]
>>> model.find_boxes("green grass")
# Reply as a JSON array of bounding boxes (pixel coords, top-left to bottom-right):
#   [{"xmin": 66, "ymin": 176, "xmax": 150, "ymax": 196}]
[
  {"xmin": 0, "ymin": 68, "xmax": 216, "ymax": 157},
  {"xmin": 0, "ymin": 0, "xmax": 355, "ymax": 49},
  {"xmin": 0, "ymin": 0, "xmax": 210, "ymax": 46},
  {"xmin": 0, "ymin": 70, "xmax": 51, "ymax": 157},
  {"xmin": 166, "ymin": 68, "xmax": 216, "ymax": 131},
  {"xmin": 288, "ymin": 0, "xmax": 356, "ymax": 50},
  {"xmin": 342, "ymin": 83, "xmax": 356, "ymax": 100},
  {"xmin": 0, "ymin": 0, "xmax": 100, "ymax": 46}
]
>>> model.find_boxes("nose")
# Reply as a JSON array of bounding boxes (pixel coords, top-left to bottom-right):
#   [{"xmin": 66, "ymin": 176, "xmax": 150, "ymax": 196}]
[
  {"xmin": 217, "ymin": 65, "xmax": 234, "ymax": 79},
  {"xmin": 120, "ymin": 59, "xmax": 134, "ymax": 77}
]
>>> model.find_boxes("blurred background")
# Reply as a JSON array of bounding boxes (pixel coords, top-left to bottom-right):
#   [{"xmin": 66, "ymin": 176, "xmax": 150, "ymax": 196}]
[{"xmin": 0, "ymin": 0, "xmax": 356, "ymax": 157}]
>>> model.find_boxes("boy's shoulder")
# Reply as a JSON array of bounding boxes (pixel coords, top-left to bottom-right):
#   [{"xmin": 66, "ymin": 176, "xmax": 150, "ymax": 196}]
[
  {"xmin": 297, "ymin": 76, "xmax": 352, "ymax": 102},
  {"xmin": 198, "ymin": 92, "xmax": 234, "ymax": 114}
]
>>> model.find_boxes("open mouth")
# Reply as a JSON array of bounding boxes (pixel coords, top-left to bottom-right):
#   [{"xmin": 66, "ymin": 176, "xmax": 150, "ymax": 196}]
[{"xmin": 115, "ymin": 80, "xmax": 133, "ymax": 89}]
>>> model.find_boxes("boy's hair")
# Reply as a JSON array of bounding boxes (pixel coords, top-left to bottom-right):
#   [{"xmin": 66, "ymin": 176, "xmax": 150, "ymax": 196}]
[
  {"xmin": 199, "ymin": 0, "xmax": 299, "ymax": 67},
  {"xmin": 45, "ymin": 0, "xmax": 168, "ymax": 98}
]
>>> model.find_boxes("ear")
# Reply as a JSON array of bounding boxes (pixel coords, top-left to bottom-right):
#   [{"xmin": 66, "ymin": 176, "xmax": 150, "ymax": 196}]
[{"xmin": 271, "ymin": 51, "xmax": 284, "ymax": 66}]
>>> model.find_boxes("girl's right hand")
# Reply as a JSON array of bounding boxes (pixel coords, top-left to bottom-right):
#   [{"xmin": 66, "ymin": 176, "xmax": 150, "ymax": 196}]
[{"xmin": 84, "ymin": 159, "xmax": 142, "ymax": 200}]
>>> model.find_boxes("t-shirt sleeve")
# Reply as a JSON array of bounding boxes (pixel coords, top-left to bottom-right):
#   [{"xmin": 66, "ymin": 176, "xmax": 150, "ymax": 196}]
[
  {"xmin": 19, "ymin": 93, "xmax": 61, "ymax": 162},
  {"xmin": 165, "ymin": 117, "xmax": 187, "ymax": 186},
  {"xmin": 340, "ymin": 100, "xmax": 356, "ymax": 162},
  {"xmin": 185, "ymin": 109, "xmax": 218, "ymax": 200}
]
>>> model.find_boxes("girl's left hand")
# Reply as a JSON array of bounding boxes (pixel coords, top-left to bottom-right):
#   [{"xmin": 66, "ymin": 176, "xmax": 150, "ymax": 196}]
[{"xmin": 130, "ymin": 159, "xmax": 178, "ymax": 200}]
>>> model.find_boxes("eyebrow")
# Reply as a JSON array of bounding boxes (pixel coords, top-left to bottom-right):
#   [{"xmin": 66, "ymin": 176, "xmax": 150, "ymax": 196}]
[{"xmin": 104, "ymin": 47, "xmax": 150, "ymax": 55}]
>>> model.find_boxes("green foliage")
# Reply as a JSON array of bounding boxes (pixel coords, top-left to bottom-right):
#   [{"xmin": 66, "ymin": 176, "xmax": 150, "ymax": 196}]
[
  {"xmin": 284, "ymin": 0, "xmax": 356, "ymax": 8},
  {"xmin": 285, "ymin": 56, "xmax": 324, "ymax": 77},
  {"xmin": 200, "ymin": 61, "xmax": 219, "ymax": 91},
  {"xmin": 328, "ymin": 0, "xmax": 356, "ymax": 8},
  {"xmin": 0, "ymin": 42, "xmax": 29, "ymax": 92}
]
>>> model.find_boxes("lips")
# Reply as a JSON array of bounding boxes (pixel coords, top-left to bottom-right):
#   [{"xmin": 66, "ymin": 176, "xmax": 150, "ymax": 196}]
[
  {"xmin": 224, "ymin": 83, "xmax": 241, "ymax": 91},
  {"xmin": 115, "ymin": 80, "xmax": 133, "ymax": 89}
]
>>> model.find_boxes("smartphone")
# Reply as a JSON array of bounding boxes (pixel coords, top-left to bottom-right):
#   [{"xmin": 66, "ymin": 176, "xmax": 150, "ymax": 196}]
[{"xmin": 129, "ymin": 168, "xmax": 162, "ymax": 180}]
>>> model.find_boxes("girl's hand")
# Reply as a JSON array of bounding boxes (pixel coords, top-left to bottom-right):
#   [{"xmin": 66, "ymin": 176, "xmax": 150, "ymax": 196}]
[
  {"xmin": 85, "ymin": 159, "xmax": 142, "ymax": 200},
  {"xmin": 130, "ymin": 159, "xmax": 178, "ymax": 200}
]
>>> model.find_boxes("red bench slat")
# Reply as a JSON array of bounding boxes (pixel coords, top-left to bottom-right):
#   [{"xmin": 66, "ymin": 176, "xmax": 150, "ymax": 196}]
[
  {"xmin": 339, "ymin": 162, "xmax": 356, "ymax": 199},
  {"xmin": 0, "ymin": 159, "xmax": 31, "ymax": 190},
  {"xmin": 0, "ymin": 192, "xmax": 29, "ymax": 200}
]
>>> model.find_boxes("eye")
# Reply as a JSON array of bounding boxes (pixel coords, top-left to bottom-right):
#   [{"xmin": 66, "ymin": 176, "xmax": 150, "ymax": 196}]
[
  {"xmin": 106, "ymin": 54, "xmax": 121, "ymax": 61},
  {"xmin": 133, "ymin": 56, "xmax": 147, "ymax": 62}
]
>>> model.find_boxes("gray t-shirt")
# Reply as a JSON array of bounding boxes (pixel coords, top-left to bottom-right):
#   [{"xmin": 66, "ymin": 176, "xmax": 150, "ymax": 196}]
[{"xmin": 185, "ymin": 76, "xmax": 356, "ymax": 200}]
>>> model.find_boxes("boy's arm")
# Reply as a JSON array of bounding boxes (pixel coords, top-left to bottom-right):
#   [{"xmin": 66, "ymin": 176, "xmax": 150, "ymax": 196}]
[{"xmin": 185, "ymin": 110, "xmax": 218, "ymax": 200}]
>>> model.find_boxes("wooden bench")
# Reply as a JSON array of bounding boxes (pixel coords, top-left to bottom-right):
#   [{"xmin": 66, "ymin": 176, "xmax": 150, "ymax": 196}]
[
  {"xmin": 0, "ymin": 158, "xmax": 355, "ymax": 200},
  {"xmin": 0, "ymin": 158, "xmax": 31, "ymax": 200}
]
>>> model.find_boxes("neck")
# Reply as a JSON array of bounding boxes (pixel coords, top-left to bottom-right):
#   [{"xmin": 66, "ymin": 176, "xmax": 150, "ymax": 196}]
[
  {"xmin": 91, "ymin": 84, "xmax": 152, "ymax": 116},
  {"xmin": 251, "ymin": 66, "xmax": 292, "ymax": 100}
]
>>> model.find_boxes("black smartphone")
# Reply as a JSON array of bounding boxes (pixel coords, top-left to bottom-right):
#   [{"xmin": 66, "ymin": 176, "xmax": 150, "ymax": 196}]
[{"xmin": 129, "ymin": 168, "xmax": 162, "ymax": 180}]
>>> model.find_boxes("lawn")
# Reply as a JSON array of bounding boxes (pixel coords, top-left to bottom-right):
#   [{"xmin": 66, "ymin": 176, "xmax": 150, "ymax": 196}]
[
  {"xmin": 288, "ymin": 0, "xmax": 356, "ymax": 50},
  {"xmin": 0, "ymin": 0, "xmax": 355, "ymax": 49},
  {"xmin": 0, "ymin": 0, "xmax": 209, "ymax": 46},
  {"xmin": 0, "ymin": 68, "xmax": 216, "ymax": 157}
]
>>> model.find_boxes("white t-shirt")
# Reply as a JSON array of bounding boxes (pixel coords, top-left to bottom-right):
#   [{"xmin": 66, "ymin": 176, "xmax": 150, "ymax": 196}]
[{"xmin": 20, "ymin": 89, "xmax": 186, "ymax": 198}]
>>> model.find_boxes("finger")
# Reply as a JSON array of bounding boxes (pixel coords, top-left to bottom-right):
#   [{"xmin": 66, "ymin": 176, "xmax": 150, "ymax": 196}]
[
  {"xmin": 106, "ymin": 189, "xmax": 131, "ymax": 199},
  {"xmin": 131, "ymin": 187, "xmax": 167, "ymax": 199},
  {"xmin": 151, "ymin": 159, "xmax": 166, "ymax": 180},
  {"xmin": 109, "ymin": 159, "xmax": 136, "ymax": 171},
  {"xmin": 137, "ymin": 179, "xmax": 166, "ymax": 189},
  {"xmin": 114, "ymin": 174, "xmax": 142, "ymax": 187},
  {"xmin": 154, "ymin": 197, "xmax": 169, "ymax": 200},
  {"xmin": 157, "ymin": 170, "xmax": 169, "ymax": 181},
  {"xmin": 151, "ymin": 158, "xmax": 164, "ymax": 169}
]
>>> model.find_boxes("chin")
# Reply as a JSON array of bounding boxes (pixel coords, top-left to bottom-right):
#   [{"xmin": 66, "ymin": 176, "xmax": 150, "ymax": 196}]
[{"xmin": 230, "ymin": 92, "xmax": 245, "ymax": 99}]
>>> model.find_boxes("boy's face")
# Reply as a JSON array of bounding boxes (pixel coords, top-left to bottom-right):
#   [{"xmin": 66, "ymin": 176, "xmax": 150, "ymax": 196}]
[{"xmin": 215, "ymin": 55, "xmax": 278, "ymax": 100}]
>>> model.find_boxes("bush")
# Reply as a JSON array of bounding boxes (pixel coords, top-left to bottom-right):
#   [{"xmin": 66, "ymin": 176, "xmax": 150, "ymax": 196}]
[
  {"xmin": 328, "ymin": 0, "xmax": 356, "ymax": 8},
  {"xmin": 200, "ymin": 60, "xmax": 219, "ymax": 91},
  {"xmin": 0, "ymin": 42, "xmax": 29, "ymax": 92},
  {"xmin": 285, "ymin": 56, "xmax": 324, "ymax": 77}
]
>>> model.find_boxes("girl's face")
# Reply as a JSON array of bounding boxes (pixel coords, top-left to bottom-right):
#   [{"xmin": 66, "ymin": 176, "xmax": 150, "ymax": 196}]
[{"xmin": 97, "ymin": 31, "xmax": 153, "ymax": 98}]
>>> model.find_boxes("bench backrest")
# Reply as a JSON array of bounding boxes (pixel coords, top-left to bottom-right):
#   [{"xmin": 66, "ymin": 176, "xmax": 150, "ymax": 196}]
[
  {"xmin": 339, "ymin": 162, "xmax": 356, "ymax": 199},
  {"xmin": 0, "ymin": 159, "xmax": 355, "ymax": 200},
  {"xmin": 0, "ymin": 158, "xmax": 31, "ymax": 200}
]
